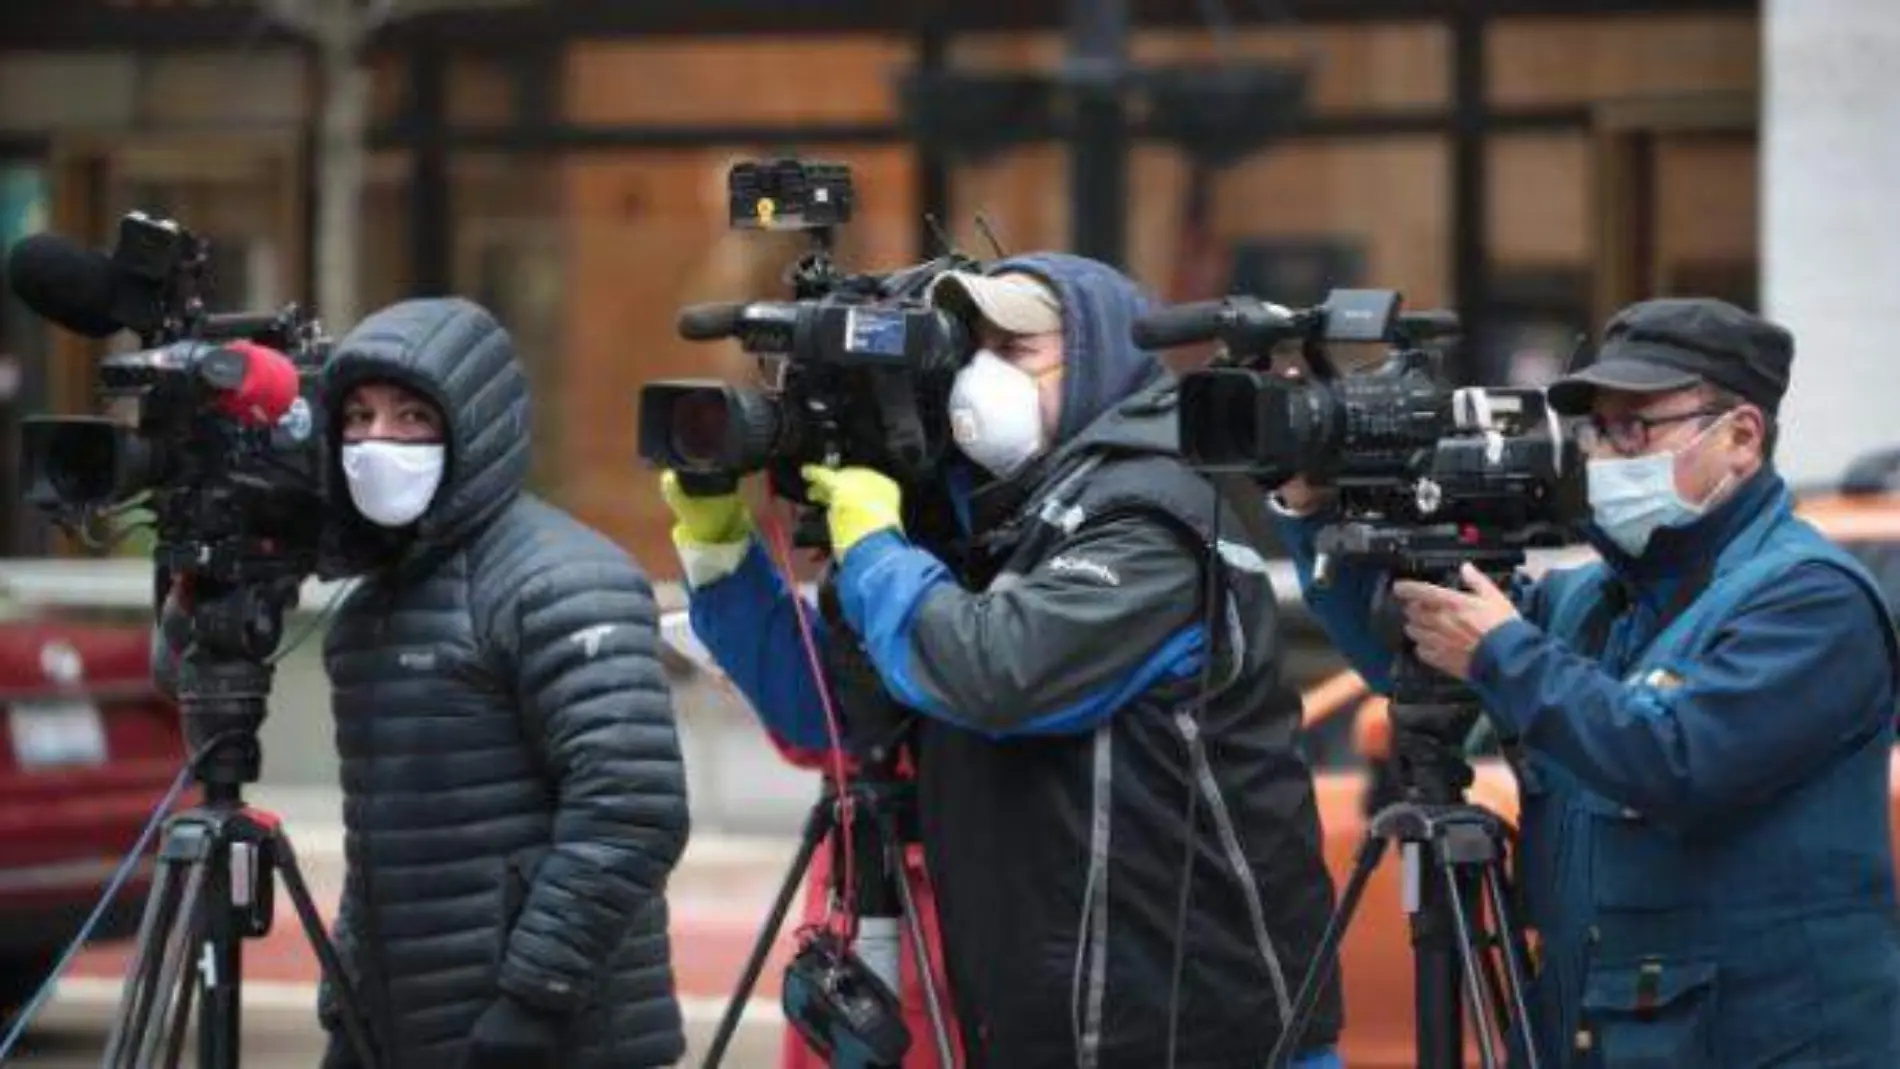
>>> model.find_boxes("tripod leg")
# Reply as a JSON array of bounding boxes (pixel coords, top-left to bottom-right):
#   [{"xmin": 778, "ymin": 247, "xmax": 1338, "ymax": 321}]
[
  {"xmin": 1267, "ymin": 831, "xmax": 1391, "ymax": 1069},
  {"xmin": 160, "ymin": 951, "xmax": 197, "ymax": 1069},
  {"xmin": 1411, "ymin": 843, "xmax": 1466, "ymax": 1069},
  {"xmin": 1480, "ymin": 864, "xmax": 1542, "ymax": 1069},
  {"xmin": 196, "ymin": 838, "xmax": 242, "ymax": 1069},
  {"xmin": 702, "ymin": 798, "xmax": 831, "ymax": 1069},
  {"xmin": 1438, "ymin": 860, "xmax": 1499, "ymax": 1069},
  {"xmin": 267, "ymin": 832, "xmax": 382, "ymax": 1069},
  {"xmin": 102, "ymin": 850, "xmax": 187, "ymax": 1066},
  {"xmin": 136, "ymin": 854, "xmax": 211, "ymax": 1069},
  {"xmin": 889, "ymin": 846, "xmax": 957, "ymax": 1068}
]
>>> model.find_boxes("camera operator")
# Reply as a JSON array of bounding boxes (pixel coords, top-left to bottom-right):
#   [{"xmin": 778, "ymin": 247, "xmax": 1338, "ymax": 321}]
[
  {"xmin": 1272, "ymin": 297, "xmax": 1900, "ymax": 1067},
  {"xmin": 155, "ymin": 297, "xmax": 691, "ymax": 1069},
  {"xmin": 664, "ymin": 252, "xmax": 1344, "ymax": 1068}
]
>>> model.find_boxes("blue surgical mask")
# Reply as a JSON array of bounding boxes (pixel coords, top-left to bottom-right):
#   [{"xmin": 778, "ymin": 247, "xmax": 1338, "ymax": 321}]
[{"xmin": 1586, "ymin": 414, "xmax": 1735, "ymax": 557}]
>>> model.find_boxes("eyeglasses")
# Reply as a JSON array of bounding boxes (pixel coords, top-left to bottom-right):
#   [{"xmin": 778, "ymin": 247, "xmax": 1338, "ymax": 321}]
[{"xmin": 1576, "ymin": 406, "xmax": 1731, "ymax": 456}]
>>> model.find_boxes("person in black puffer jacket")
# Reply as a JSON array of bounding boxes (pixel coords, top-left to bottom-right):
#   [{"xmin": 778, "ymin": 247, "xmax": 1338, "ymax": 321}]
[{"xmin": 154, "ymin": 296, "xmax": 691, "ymax": 1069}]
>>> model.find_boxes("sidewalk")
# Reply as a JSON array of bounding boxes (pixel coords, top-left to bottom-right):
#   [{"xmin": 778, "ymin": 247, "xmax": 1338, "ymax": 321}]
[{"xmin": 65, "ymin": 788, "xmax": 811, "ymax": 1006}]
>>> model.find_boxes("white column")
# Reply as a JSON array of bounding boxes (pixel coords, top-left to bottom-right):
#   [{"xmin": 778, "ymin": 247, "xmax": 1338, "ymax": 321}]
[{"xmin": 1763, "ymin": 0, "xmax": 1900, "ymax": 486}]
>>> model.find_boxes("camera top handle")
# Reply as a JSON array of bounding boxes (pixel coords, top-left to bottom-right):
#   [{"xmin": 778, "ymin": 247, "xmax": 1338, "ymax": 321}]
[{"xmin": 1132, "ymin": 288, "xmax": 1462, "ymax": 379}]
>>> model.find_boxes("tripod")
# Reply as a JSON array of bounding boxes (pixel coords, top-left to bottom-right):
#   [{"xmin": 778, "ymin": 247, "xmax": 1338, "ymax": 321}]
[
  {"xmin": 1269, "ymin": 532, "xmax": 1544, "ymax": 1069},
  {"xmin": 702, "ymin": 743, "xmax": 957, "ymax": 1069},
  {"xmin": 100, "ymin": 580, "xmax": 380, "ymax": 1069}
]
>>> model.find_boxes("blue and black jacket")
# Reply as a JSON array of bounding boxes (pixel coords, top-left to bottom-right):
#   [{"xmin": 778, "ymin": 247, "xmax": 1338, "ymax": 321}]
[
  {"xmin": 1278, "ymin": 467, "xmax": 1900, "ymax": 1067},
  {"xmin": 689, "ymin": 253, "xmax": 1344, "ymax": 1068}
]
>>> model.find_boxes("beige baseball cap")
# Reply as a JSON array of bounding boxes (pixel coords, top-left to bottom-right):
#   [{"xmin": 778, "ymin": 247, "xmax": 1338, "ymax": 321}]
[{"xmin": 928, "ymin": 270, "xmax": 1063, "ymax": 335}]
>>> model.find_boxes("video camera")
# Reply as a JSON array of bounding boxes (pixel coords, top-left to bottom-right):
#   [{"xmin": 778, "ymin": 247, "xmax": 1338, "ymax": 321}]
[
  {"xmin": 1135, "ymin": 287, "xmax": 1586, "ymax": 788},
  {"xmin": 1137, "ymin": 288, "xmax": 1584, "ymax": 545},
  {"xmin": 637, "ymin": 159, "xmax": 978, "ymax": 534},
  {"xmin": 6, "ymin": 211, "xmax": 328, "ymax": 653}
]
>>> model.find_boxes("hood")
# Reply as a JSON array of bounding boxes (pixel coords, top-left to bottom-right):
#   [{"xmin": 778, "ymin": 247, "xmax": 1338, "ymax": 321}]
[
  {"xmin": 985, "ymin": 251, "xmax": 1168, "ymax": 444},
  {"xmin": 320, "ymin": 297, "xmax": 531, "ymax": 565}
]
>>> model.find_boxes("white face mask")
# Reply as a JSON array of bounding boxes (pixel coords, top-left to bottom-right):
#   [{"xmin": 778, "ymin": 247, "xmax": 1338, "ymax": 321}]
[
  {"xmin": 341, "ymin": 441, "xmax": 445, "ymax": 528},
  {"xmin": 1586, "ymin": 414, "xmax": 1735, "ymax": 557},
  {"xmin": 948, "ymin": 349, "xmax": 1048, "ymax": 479}
]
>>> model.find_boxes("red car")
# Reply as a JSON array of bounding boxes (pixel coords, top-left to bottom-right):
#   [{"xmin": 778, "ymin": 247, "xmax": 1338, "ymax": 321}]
[{"xmin": 0, "ymin": 590, "xmax": 183, "ymax": 1022}]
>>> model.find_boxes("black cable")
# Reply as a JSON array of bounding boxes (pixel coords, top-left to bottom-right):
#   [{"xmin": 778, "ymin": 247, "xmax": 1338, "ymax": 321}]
[
  {"xmin": 1163, "ymin": 486, "xmax": 1231, "ymax": 1069},
  {"xmin": 268, "ymin": 578, "xmax": 358, "ymax": 666}
]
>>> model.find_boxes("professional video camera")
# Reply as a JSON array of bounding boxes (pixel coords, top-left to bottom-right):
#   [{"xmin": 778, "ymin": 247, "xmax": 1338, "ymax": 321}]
[
  {"xmin": 637, "ymin": 158, "xmax": 979, "ymax": 532},
  {"xmin": 1139, "ymin": 288, "xmax": 1584, "ymax": 548},
  {"xmin": 8, "ymin": 211, "xmax": 327, "ymax": 615},
  {"xmin": 1136, "ymin": 289, "xmax": 1581, "ymax": 1069},
  {"xmin": 4, "ymin": 214, "xmax": 380, "ymax": 1069},
  {"xmin": 658, "ymin": 160, "xmax": 964, "ymax": 1069}
]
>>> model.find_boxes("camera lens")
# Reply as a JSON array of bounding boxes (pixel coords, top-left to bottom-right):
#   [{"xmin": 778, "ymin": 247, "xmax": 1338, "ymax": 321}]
[
  {"xmin": 669, "ymin": 392, "xmax": 733, "ymax": 467},
  {"xmin": 637, "ymin": 381, "xmax": 783, "ymax": 475}
]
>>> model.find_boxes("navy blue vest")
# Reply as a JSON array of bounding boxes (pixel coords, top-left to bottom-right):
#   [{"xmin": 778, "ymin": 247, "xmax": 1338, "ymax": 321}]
[{"xmin": 1519, "ymin": 487, "xmax": 1900, "ymax": 1067}]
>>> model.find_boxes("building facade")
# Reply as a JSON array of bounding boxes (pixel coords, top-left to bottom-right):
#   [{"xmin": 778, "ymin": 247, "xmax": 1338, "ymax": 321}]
[{"xmin": 1, "ymin": 0, "xmax": 1765, "ymax": 574}]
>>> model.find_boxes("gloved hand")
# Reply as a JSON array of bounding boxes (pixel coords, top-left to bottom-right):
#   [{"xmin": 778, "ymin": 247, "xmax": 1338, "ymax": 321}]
[
  {"xmin": 800, "ymin": 465, "xmax": 904, "ymax": 555},
  {"xmin": 465, "ymin": 994, "xmax": 562, "ymax": 1069},
  {"xmin": 660, "ymin": 470, "xmax": 752, "ymax": 547},
  {"xmin": 660, "ymin": 470, "xmax": 754, "ymax": 587}
]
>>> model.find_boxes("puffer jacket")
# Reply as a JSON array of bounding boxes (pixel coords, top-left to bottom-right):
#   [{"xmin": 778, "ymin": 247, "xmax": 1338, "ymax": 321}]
[{"xmin": 312, "ymin": 298, "xmax": 690, "ymax": 1066}]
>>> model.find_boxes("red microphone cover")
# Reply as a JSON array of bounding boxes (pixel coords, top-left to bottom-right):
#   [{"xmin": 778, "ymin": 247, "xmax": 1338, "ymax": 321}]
[{"xmin": 212, "ymin": 341, "xmax": 302, "ymax": 427}]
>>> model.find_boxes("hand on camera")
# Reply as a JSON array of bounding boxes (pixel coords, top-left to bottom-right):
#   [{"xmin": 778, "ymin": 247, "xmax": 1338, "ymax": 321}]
[
  {"xmin": 1391, "ymin": 563, "xmax": 1520, "ymax": 681},
  {"xmin": 465, "ymin": 993, "xmax": 562, "ymax": 1069},
  {"xmin": 1273, "ymin": 476, "xmax": 1337, "ymax": 518},
  {"xmin": 659, "ymin": 470, "xmax": 752, "ymax": 548},
  {"xmin": 800, "ymin": 465, "xmax": 904, "ymax": 555}
]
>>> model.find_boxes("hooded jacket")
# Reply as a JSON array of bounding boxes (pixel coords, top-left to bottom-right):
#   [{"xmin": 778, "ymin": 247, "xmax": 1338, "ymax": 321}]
[
  {"xmin": 313, "ymin": 298, "xmax": 689, "ymax": 1067},
  {"xmin": 689, "ymin": 254, "xmax": 1343, "ymax": 1067}
]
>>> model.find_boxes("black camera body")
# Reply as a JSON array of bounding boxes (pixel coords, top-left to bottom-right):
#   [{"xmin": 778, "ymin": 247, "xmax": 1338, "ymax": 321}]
[
  {"xmin": 637, "ymin": 158, "xmax": 977, "ymax": 520},
  {"xmin": 1141, "ymin": 287, "xmax": 1586, "ymax": 549},
  {"xmin": 1138, "ymin": 288, "xmax": 1587, "ymax": 778},
  {"xmin": 8, "ymin": 212, "xmax": 329, "ymax": 617}
]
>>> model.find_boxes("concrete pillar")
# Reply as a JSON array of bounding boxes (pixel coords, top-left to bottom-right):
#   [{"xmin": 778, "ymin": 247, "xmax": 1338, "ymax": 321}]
[{"xmin": 1762, "ymin": 0, "xmax": 1900, "ymax": 486}]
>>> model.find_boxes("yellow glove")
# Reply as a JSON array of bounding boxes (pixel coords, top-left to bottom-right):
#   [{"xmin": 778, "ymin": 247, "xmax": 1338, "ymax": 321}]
[
  {"xmin": 660, "ymin": 471, "xmax": 753, "ymax": 587},
  {"xmin": 800, "ymin": 465, "xmax": 904, "ymax": 555},
  {"xmin": 661, "ymin": 471, "xmax": 752, "ymax": 546}
]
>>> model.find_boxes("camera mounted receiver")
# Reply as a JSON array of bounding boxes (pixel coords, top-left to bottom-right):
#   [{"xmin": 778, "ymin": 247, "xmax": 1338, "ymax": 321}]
[{"xmin": 730, "ymin": 158, "xmax": 856, "ymax": 302}]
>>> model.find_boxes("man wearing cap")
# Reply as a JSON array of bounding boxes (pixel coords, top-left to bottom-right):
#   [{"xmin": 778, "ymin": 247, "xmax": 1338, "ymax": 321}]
[
  {"xmin": 663, "ymin": 252, "xmax": 1345, "ymax": 1067},
  {"xmin": 1273, "ymin": 297, "xmax": 1900, "ymax": 1067}
]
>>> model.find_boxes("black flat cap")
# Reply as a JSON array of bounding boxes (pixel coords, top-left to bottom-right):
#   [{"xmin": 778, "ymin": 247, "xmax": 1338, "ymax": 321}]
[{"xmin": 1547, "ymin": 298, "xmax": 1793, "ymax": 417}]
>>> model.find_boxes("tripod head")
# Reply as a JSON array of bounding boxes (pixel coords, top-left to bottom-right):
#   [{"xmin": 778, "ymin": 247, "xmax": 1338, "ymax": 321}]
[
  {"xmin": 1314, "ymin": 519, "xmax": 1526, "ymax": 807},
  {"xmin": 164, "ymin": 557, "xmax": 304, "ymax": 797}
]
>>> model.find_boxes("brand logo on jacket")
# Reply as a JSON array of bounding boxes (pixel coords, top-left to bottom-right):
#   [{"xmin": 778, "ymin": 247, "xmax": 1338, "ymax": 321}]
[
  {"xmin": 1047, "ymin": 554, "xmax": 1120, "ymax": 586},
  {"xmin": 1629, "ymin": 667, "xmax": 1685, "ymax": 690},
  {"xmin": 571, "ymin": 624, "xmax": 617, "ymax": 658}
]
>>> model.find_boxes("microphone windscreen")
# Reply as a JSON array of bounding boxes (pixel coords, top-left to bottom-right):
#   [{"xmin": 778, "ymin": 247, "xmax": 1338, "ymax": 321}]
[
  {"xmin": 677, "ymin": 302, "xmax": 746, "ymax": 342},
  {"xmin": 212, "ymin": 341, "xmax": 302, "ymax": 427},
  {"xmin": 6, "ymin": 234, "xmax": 121, "ymax": 339}
]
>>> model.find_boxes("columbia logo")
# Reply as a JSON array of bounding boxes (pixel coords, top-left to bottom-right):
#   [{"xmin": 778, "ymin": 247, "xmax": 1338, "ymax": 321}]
[
  {"xmin": 1048, "ymin": 555, "xmax": 1120, "ymax": 586},
  {"xmin": 398, "ymin": 651, "xmax": 436, "ymax": 671}
]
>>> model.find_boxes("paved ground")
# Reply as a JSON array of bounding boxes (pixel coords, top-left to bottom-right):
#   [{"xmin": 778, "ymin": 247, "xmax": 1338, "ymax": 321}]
[
  {"xmin": 2, "ymin": 804, "xmax": 818, "ymax": 1068},
  {"xmin": 7, "ymin": 993, "xmax": 786, "ymax": 1067}
]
